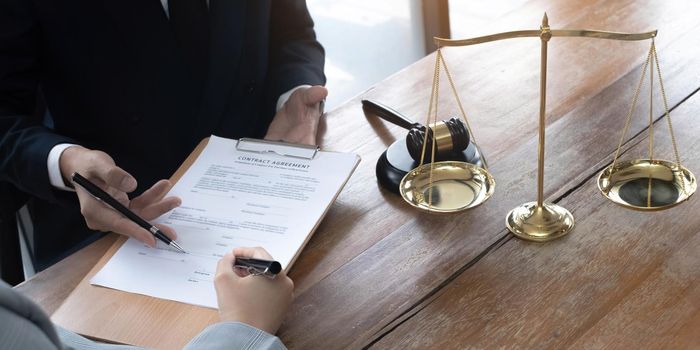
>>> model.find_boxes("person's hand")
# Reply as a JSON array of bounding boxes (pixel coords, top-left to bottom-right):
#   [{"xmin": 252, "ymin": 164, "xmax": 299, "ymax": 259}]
[
  {"xmin": 214, "ymin": 247, "xmax": 294, "ymax": 334},
  {"xmin": 59, "ymin": 146, "xmax": 181, "ymax": 246},
  {"xmin": 264, "ymin": 85, "xmax": 328, "ymax": 145}
]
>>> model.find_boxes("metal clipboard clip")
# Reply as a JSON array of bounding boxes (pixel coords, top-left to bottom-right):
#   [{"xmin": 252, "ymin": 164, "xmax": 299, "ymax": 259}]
[{"xmin": 235, "ymin": 138, "xmax": 319, "ymax": 160}]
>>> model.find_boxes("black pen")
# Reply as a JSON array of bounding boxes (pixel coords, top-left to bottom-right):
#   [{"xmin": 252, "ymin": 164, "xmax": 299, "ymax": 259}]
[
  {"xmin": 71, "ymin": 172, "xmax": 186, "ymax": 253},
  {"xmin": 233, "ymin": 257, "xmax": 281, "ymax": 278}
]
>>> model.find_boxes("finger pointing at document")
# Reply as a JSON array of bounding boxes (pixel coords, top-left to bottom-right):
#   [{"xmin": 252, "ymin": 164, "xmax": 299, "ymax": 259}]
[{"xmin": 59, "ymin": 146, "xmax": 181, "ymax": 246}]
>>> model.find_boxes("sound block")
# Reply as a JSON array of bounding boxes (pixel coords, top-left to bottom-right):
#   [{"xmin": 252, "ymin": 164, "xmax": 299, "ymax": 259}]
[{"xmin": 376, "ymin": 138, "xmax": 484, "ymax": 194}]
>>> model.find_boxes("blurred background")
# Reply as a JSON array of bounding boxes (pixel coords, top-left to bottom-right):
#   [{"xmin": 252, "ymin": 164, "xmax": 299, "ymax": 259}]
[{"xmin": 309, "ymin": 0, "xmax": 526, "ymax": 110}]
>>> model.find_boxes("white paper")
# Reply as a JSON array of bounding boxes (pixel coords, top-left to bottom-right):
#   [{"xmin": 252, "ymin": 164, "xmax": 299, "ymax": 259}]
[{"xmin": 91, "ymin": 136, "xmax": 358, "ymax": 308}]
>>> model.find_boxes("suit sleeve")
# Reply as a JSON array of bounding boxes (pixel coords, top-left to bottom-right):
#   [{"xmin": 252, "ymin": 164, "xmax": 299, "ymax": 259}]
[
  {"xmin": 183, "ymin": 322, "xmax": 287, "ymax": 350},
  {"xmin": 265, "ymin": 0, "xmax": 326, "ymax": 106},
  {"xmin": 2, "ymin": 319, "xmax": 287, "ymax": 350},
  {"xmin": 59, "ymin": 322, "xmax": 287, "ymax": 350},
  {"xmin": 0, "ymin": 0, "xmax": 78, "ymax": 203},
  {"xmin": 1, "ymin": 281, "xmax": 142, "ymax": 350},
  {"xmin": 2, "ymin": 281, "xmax": 286, "ymax": 350},
  {"xmin": 0, "ymin": 282, "xmax": 63, "ymax": 350}
]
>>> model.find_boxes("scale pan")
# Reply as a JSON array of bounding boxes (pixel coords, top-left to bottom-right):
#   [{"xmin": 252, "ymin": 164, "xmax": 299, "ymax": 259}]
[
  {"xmin": 598, "ymin": 159, "xmax": 696, "ymax": 211},
  {"xmin": 399, "ymin": 161, "xmax": 495, "ymax": 213}
]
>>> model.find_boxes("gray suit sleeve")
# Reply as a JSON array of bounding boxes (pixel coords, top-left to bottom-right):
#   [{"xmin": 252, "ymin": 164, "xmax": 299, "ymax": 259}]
[
  {"xmin": 57, "ymin": 323, "xmax": 287, "ymax": 350},
  {"xmin": 56, "ymin": 326, "xmax": 145, "ymax": 350},
  {"xmin": 183, "ymin": 322, "xmax": 286, "ymax": 350},
  {"xmin": 0, "ymin": 281, "xmax": 63, "ymax": 349},
  {"xmin": 2, "ymin": 282, "xmax": 286, "ymax": 350},
  {"xmin": 0, "ymin": 307, "xmax": 61, "ymax": 349}
]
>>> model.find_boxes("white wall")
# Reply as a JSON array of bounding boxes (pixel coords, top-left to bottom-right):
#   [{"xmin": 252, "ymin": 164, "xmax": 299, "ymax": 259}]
[{"xmin": 308, "ymin": 0, "xmax": 426, "ymax": 111}]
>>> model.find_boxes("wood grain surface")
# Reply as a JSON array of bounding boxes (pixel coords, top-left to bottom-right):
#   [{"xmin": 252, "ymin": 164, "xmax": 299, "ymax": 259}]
[
  {"xmin": 370, "ymin": 89, "xmax": 700, "ymax": 350},
  {"xmin": 49, "ymin": 138, "xmax": 216, "ymax": 350},
  {"xmin": 16, "ymin": 1, "xmax": 700, "ymax": 349},
  {"xmin": 14, "ymin": 234, "xmax": 118, "ymax": 315}
]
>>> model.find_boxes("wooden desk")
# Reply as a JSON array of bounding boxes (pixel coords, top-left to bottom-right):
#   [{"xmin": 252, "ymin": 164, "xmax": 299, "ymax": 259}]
[{"xmin": 16, "ymin": 1, "xmax": 700, "ymax": 348}]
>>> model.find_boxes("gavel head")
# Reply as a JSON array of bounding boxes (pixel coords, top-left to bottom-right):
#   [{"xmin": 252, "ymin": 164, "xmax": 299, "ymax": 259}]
[{"xmin": 406, "ymin": 117, "xmax": 470, "ymax": 162}]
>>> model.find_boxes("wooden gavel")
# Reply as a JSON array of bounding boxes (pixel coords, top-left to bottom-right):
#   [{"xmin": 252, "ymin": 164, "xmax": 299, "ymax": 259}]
[{"xmin": 362, "ymin": 100, "xmax": 470, "ymax": 162}]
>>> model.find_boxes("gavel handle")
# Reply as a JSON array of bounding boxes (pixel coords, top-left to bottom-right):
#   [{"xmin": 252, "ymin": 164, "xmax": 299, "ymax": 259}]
[{"xmin": 361, "ymin": 99, "xmax": 418, "ymax": 130}]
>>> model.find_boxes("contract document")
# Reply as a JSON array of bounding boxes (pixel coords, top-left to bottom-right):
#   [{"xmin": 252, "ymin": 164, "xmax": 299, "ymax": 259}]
[{"xmin": 90, "ymin": 136, "xmax": 359, "ymax": 308}]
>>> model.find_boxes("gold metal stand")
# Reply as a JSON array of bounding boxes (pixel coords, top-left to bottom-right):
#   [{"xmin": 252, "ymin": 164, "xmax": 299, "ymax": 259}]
[
  {"xmin": 432, "ymin": 14, "xmax": 676, "ymax": 242},
  {"xmin": 505, "ymin": 15, "xmax": 574, "ymax": 241}
]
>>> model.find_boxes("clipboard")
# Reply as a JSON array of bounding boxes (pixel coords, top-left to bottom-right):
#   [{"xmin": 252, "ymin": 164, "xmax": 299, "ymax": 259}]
[
  {"xmin": 236, "ymin": 138, "xmax": 320, "ymax": 159},
  {"xmin": 51, "ymin": 136, "xmax": 360, "ymax": 350}
]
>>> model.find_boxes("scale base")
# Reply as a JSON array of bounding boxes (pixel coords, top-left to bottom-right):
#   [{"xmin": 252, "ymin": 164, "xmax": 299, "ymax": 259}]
[{"xmin": 506, "ymin": 202, "xmax": 574, "ymax": 242}]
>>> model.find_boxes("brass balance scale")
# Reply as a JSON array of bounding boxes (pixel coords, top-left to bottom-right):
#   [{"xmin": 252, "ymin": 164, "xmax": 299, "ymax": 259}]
[{"xmin": 399, "ymin": 13, "xmax": 697, "ymax": 241}]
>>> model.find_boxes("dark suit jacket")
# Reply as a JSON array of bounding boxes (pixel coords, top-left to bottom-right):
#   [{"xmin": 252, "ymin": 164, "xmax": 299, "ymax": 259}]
[{"xmin": 0, "ymin": 0, "xmax": 325, "ymax": 269}]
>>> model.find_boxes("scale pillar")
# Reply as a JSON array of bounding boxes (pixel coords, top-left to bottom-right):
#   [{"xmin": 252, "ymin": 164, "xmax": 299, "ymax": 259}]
[{"xmin": 506, "ymin": 13, "xmax": 575, "ymax": 241}]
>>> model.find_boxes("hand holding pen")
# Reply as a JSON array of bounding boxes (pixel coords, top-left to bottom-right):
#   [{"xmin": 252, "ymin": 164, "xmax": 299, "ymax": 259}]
[
  {"xmin": 69, "ymin": 166, "xmax": 182, "ymax": 250},
  {"xmin": 215, "ymin": 247, "xmax": 294, "ymax": 335}
]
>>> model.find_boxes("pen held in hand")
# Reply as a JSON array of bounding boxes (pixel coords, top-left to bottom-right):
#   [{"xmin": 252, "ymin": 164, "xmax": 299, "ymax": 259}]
[
  {"xmin": 233, "ymin": 257, "xmax": 281, "ymax": 278},
  {"xmin": 71, "ymin": 172, "xmax": 186, "ymax": 253}
]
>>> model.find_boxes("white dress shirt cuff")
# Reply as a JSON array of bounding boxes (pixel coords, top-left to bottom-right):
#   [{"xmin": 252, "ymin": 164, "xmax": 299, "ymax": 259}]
[
  {"xmin": 47, "ymin": 143, "xmax": 78, "ymax": 191},
  {"xmin": 276, "ymin": 85, "xmax": 311, "ymax": 112}
]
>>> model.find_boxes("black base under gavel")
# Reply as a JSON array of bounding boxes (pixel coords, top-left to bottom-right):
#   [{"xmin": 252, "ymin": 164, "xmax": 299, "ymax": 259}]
[{"xmin": 376, "ymin": 138, "xmax": 484, "ymax": 194}]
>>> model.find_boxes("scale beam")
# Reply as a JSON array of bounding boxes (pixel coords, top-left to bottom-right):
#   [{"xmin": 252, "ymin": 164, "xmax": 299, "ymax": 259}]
[{"xmin": 434, "ymin": 29, "xmax": 657, "ymax": 47}]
